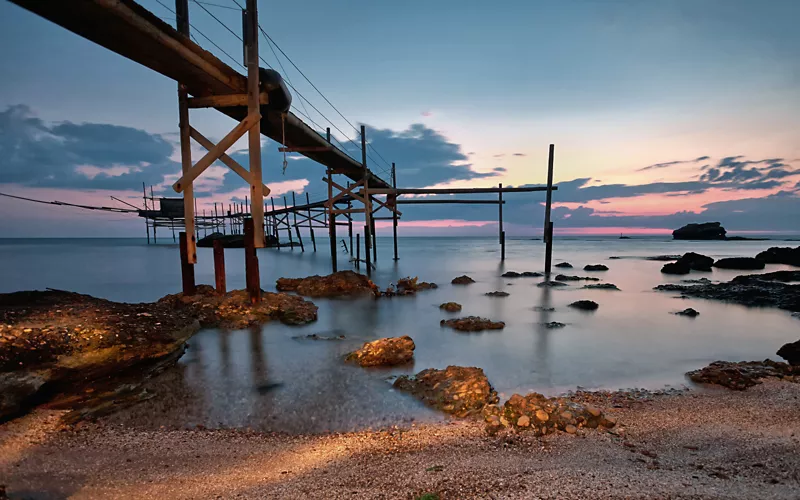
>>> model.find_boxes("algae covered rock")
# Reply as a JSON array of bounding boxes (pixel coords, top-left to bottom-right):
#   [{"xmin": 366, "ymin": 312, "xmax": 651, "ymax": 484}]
[
  {"xmin": 346, "ymin": 336, "xmax": 415, "ymax": 367},
  {"xmin": 393, "ymin": 365, "xmax": 498, "ymax": 417},
  {"xmin": 276, "ymin": 271, "xmax": 379, "ymax": 298},
  {"xmin": 439, "ymin": 302, "xmax": 462, "ymax": 312},
  {"xmin": 440, "ymin": 316, "xmax": 505, "ymax": 332},
  {"xmin": 451, "ymin": 275, "xmax": 475, "ymax": 285}
]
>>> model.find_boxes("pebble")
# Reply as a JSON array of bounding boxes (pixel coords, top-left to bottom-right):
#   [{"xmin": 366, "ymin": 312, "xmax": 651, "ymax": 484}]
[
  {"xmin": 565, "ymin": 424, "xmax": 577, "ymax": 434},
  {"xmin": 535, "ymin": 410, "xmax": 549, "ymax": 422},
  {"xmin": 517, "ymin": 415, "xmax": 530, "ymax": 427}
]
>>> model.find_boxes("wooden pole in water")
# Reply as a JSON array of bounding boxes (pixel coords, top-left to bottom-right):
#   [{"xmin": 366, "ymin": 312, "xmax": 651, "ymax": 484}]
[
  {"xmin": 499, "ymin": 182, "xmax": 505, "ymax": 261},
  {"xmin": 213, "ymin": 239, "xmax": 226, "ymax": 294},
  {"xmin": 244, "ymin": 218, "xmax": 261, "ymax": 303},
  {"xmin": 544, "ymin": 144, "xmax": 555, "ymax": 276},
  {"xmin": 347, "ymin": 184, "xmax": 353, "ymax": 255},
  {"xmin": 179, "ymin": 232, "xmax": 195, "ymax": 295},
  {"xmin": 150, "ymin": 186, "xmax": 157, "ymax": 244},
  {"xmin": 392, "ymin": 163, "xmax": 399, "ymax": 261},
  {"xmin": 306, "ymin": 192, "xmax": 317, "ymax": 252},
  {"xmin": 143, "ymin": 182, "xmax": 150, "ymax": 244},
  {"xmin": 271, "ymin": 198, "xmax": 280, "ymax": 249},
  {"xmin": 326, "ymin": 128, "xmax": 337, "ymax": 271},
  {"xmin": 292, "ymin": 192, "xmax": 304, "ymax": 252},
  {"xmin": 284, "ymin": 196, "xmax": 294, "ymax": 248},
  {"xmin": 361, "ymin": 126, "xmax": 372, "ymax": 274},
  {"xmin": 244, "ymin": 0, "xmax": 265, "ymax": 248},
  {"xmin": 355, "ymin": 233, "xmax": 360, "ymax": 269}
]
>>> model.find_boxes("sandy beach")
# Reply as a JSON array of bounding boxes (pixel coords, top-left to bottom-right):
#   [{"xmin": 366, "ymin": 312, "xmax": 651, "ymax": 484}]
[{"xmin": 2, "ymin": 379, "xmax": 798, "ymax": 499}]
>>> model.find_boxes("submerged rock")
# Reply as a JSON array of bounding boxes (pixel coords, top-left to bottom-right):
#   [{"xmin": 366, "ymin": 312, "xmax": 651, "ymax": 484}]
[
  {"xmin": 555, "ymin": 274, "xmax": 600, "ymax": 282},
  {"xmin": 646, "ymin": 255, "xmax": 681, "ymax": 261},
  {"xmin": 276, "ymin": 270, "xmax": 379, "ymax": 298},
  {"xmin": 583, "ymin": 264, "xmax": 609, "ymax": 271},
  {"xmin": 554, "ymin": 262, "xmax": 573, "ymax": 269},
  {"xmin": 485, "ymin": 291, "xmax": 510, "ymax": 297},
  {"xmin": 777, "ymin": 339, "xmax": 800, "ymax": 366},
  {"xmin": 533, "ymin": 306, "xmax": 555, "ymax": 312},
  {"xmin": 755, "ymin": 246, "xmax": 800, "ymax": 267},
  {"xmin": 582, "ymin": 283, "xmax": 620, "ymax": 290},
  {"xmin": 501, "ymin": 271, "xmax": 543, "ymax": 278},
  {"xmin": 537, "ymin": 281, "xmax": 568, "ymax": 288},
  {"xmin": 674, "ymin": 308, "xmax": 700, "ymax": 317},
  {"xmin": 483, "ymin": 392, "xmax": 616, "ymax": 436},
  {"xmin": 687, "ymin": 360, "xmax": 796, "ymax": 390},
  {"xmin": 440, "ymin": 316, "xmax": 505, "ymax": 331},
  {"xmin": 296, "ymin": 333, "xmax": 346, "ymax": 341},
  {"xmin": 673, "ymin": 222, "xmax": 726, "ymax": 240},
  {"xmin": 681, "ymin": 277, "xmax": 712, "ymax": 284},
  {"xmin": 732, "ymin": 270, "xmax": 800, "ymax": 283},
  {"xmin": 393, "ymin": 365, "xmax": 498, "ymax": 418},
  {"xmin": 346, "ymin": 336, "xmax": 415, "ymax": 367},
  {"xmin": 451, "ymin": 275, "xmax": 475, "ymax": 285},
  {"xmin": 543, "ymin": 321, "xmax": 566, "ymax": 329},
  {"xmin": 713, "ymin": 257, "xmax": 765, "ymax": 270},
  {"xmin": 654, "ymin": 277, "xmax": 800, "ymax": 313},
  {"xmin": 568, "ymin": 300, "xmax": 599, "ymax": 311},
  {"xmin": 439, "ymin": 302, "xmax": 462, "ymax": 312}
]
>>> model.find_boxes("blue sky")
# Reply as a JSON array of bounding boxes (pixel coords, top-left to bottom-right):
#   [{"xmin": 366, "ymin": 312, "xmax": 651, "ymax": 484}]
[{"xmin": 1, "ymin": 0, "xmax": 799, "ymax": 236}]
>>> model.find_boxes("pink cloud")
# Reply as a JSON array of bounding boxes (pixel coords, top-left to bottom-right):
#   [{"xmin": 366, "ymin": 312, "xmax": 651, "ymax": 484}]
[{"xmin": 374, "ymin": 219, "xmax": 493, "ymax": 229}]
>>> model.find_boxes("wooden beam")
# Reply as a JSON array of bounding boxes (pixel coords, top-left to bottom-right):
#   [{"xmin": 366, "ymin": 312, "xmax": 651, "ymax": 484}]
[
  {"xmin": 173, "ymin": 111, "xmax": 260, "ymax": 193},
  {"xmin": 332, "ymin": 208, "xmax": 365, "ymax": 214},
  {"xmin": 367, "ymin": 186, "xmax": 558, "ymax": 195},
  {"xmin": 188, "ymin": 92, "xmax": 268, "ymax": 108},
  {"xmin": 278, "ymin": 146, "xmax": 333, "ymax": 153},
  {"xmin": 189, "ymin": 127, "xmax": 270, "ymax": 194}
]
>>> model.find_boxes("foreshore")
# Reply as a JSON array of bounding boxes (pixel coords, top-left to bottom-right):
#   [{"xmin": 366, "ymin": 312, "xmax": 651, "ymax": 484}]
[{"xmin": 1, "ymin": 380, "xmax": 799, "ymax": 499}]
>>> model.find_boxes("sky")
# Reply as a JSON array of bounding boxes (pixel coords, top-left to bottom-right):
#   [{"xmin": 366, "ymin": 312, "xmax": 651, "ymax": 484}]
[{"xmin": 1, "ymin": 0, "xmax": 799, "ymax": 237}]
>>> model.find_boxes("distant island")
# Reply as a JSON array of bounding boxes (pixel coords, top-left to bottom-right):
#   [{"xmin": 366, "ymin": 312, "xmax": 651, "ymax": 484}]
[{"xmin": 672, "ymin": 222, "xmax": 768, "ymax": 241}]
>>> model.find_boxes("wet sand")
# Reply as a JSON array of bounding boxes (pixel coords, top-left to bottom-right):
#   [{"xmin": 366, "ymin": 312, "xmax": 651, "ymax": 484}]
[{"xmin": 1, "ymin": 380, "xmax": 798, "ymax": 499}]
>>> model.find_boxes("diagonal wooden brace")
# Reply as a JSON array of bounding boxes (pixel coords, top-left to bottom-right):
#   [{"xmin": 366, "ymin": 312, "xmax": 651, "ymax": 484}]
[
  {"xmin": 189, "ymin": 127, "xmax": 270, "ymax": 195},
  {"xmin": 173, "ymin": 111, "xmax": 260, "ymax": 193},
  {"xmin": 369, "ymin": 194, "xmax": 402, "ymax": 216},
  {"xmin": 323, "ymin": 178, "xmax": 365, "ymax": 207}
]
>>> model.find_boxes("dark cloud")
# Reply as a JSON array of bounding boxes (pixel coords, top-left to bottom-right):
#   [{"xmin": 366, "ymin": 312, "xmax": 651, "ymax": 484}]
[
  {"xmin": 493, "ymin": 167, "xmax": 507, "ymax": 173},
  {"xmin": 637, "ymin": 155, "xmax": 709, "ymax": 172},
  {"xmin": 0, "ymin": 104, "xmax": 178, "ymax": 190},
  {"xmin": 512, "ymin": 153, "xmax": 526, "ymax": 157},
  {"xmin": 220, "ymin": 123, "xmax": 497, "ymax": 192}
]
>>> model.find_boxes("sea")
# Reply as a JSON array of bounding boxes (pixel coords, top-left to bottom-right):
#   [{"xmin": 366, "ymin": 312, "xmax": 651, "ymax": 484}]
[{"xmin": 1, "ymin": 236, "xmax": 798, "ymax": 433}]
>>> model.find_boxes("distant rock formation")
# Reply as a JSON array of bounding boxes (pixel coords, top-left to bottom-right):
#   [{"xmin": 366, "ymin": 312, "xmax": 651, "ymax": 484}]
[
  {"xmin": 672, "ymin": 222, "xmax": 727, "ymax": 240},
  {"xmin": 756, "ymin": 246, "xmax": 800, "ymax": 267}
]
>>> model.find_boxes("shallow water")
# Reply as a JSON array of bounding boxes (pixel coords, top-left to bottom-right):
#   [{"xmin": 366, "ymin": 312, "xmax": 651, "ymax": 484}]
[{"xmin": 1, "ymin": 236, "xmax": 798, "ymax": 432}]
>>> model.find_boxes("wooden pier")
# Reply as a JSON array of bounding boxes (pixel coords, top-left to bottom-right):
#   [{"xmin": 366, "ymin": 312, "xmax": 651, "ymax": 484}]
[{"xmin": 10, "ymin": 0, "xmax": 559, "ymax": 292}]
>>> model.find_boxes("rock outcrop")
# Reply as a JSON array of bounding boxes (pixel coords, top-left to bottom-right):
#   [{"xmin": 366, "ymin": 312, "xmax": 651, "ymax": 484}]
[
  {"xmin": 672, "ymin": 222, "xmax": 726, "ymax": 240},
  {"xmin": 451, "ymin": 275, "xmax": 475, "ymax": 285},
  {"xmin": 162, "ymin": 286, "xmax": 318, "ymax": 327},
  {"xmin": 346, "ymin": 336, "xmax": 415, "ymax": 367},
  {"xmin": 713, "ymin": 257, "xmax": 765, "ymax": 270},
  {"xmin": 687, "ymin": 360, "xmax": 796, "ymax": 390},
  {"xmin": 537, "ymin": 281, "xmax": 568, "ymax": 288},
  {"xmin": 661, "ymin": 252, "xmax": 715, "ymax": 274},
  {"xmin": 661, "ymin": 262, "xmax": 690, "ymax": 275},
  {"xmin": 482, "ymin": 392, "xmax": 616, "ymax": 436},
  {"xmin": 439, "ymin": 302, "xmax": 462, "ymax": 312},
  {"xmin": 440, "ymin": 316, "xmax": 505, "ymax": 331},
  {"xmin": 674, "ymin": 308, "xmax": 700, "ymax": 317},
  {"xmin": 777, "ymin": 339, "xmax": 800, "ymax": 366},
  {"xmin": 484, "ymin": 291, "xmax": 510, "ymax": 297},
  {"xmin": 393, "ymin": 366, "xmax": 498, "ymax": 417},
  {"xmin": 568, "ymin": 300, "xmax": 599, "ymax": 311},
  {"xmin": 756, "ymin": 246, "xmax": 800, "ymax": 267},
  {"xmin": 655, "ymin": 276, "xmax": 800, "ymax": 313},
  {"xmin": 276, "ymin": 271, "xmax": 379, "ymax": 298},
  {"xmin": 583, "ymin": 264, "xmax": 608, "ymax": 271},
  {"xmin": 554, "ymin": 262, "xmax": 573, "ymax": 269},
  {"xmin": 396, "ymin": 277, "xmax": 438, "ymax": 292}
]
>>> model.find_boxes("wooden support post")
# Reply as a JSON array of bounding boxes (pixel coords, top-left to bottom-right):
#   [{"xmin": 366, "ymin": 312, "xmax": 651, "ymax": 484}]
[
  {"xmin": 356, "ymin": 233, "xmax": 360, "ymax": 269},
  {"xmin": 179, "ymin": 232, "xmax": 196, "ymax": 295},
  {"xmin": 245, "ymin": 0, "xmax": 265, "ymax": 247},
  {"xmin": 284, "ymin": 196, "xmax": 294, "ymax": 248},
  {"xmin": 371, "ymin": 215, "xmax": 377, "ymax": 263},
  {"xmin": 347, "ymin": 195, "xmax": 353, "ymax": 255},
  {"xmin": 271, "ymin": 198, "xmax": 280, "ymax": 249},
  {"xmin": 306, "ymin": 192, "xmax": 317, "ymax": 252},
  {"xmin": 361, "ymin": 126, "xmax": 372, "ymax": 274},
  {"xmin": 142, "ymin": 182, "xmax": 150, "ymax": 245},
  {"xmin": 499, "ymin": 182, "xmax": 505, "ymax": 260},
  {"xmin": 243, "ymin": 218, "xmax": 261, "ymax": 303},
  {"xmin": 295, "ymin": 226, "xmax": 305, "ymax": 252},
  {"xmin": 213, "ymin": 239, "xmax": 226, "ymax": 294},
  {"xmin": 175, "ymin": 0, "xmax": 196, "ymax": 264},
  {"xmin": 152, "ymin": 185, "xmax": 158, "ymax": 244},
  {"xmin": 392, "ymin": 163, "xmax": 399, "ymax": 261},
  {"xmin": 544, "ymin": 144, "xmax": 555, "ymax": 277}
]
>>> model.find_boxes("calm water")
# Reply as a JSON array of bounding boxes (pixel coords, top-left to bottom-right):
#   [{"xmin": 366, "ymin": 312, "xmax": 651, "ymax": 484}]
[{"xmin": 1, "ymin": 236, "xmax": 798, "ymax": 433}]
